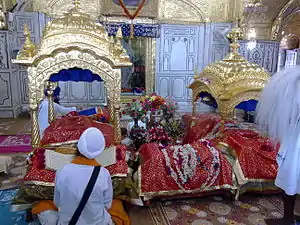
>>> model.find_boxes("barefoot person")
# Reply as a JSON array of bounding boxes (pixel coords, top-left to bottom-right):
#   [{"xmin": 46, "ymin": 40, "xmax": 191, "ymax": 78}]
[
  {"xmin": 256, "ymin": 67, "xmax": 300, "ymax": 225},
  {"xmin": 32, "ymin": 127, "xmax": 130, "ymax": 225}
]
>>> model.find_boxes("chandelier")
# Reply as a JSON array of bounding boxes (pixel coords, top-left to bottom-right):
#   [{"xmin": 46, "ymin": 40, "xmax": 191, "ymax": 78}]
[{"xmin": 245, "ymin": 0, "xmax": 262, "ymax": 7}]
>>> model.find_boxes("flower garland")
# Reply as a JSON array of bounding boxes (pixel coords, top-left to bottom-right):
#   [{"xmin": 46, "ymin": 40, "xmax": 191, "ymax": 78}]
[
  {"xmin": 199, "ymin": 139, "xmax": 221, "ymax": 190},
  {"xmin": 172, "ymin": 145, "xmax": 197, "ymax": 184},
  {"xmin": 118, "ymin": 0, "xmax": 147, "ymax": 37},
  {"xmin": 161, "ymin": 144, "xmax": 197, "ymax": 189}
]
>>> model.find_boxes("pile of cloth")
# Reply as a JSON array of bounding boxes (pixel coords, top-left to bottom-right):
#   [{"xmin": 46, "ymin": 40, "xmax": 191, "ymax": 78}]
[{"xmin": 12, "ymin": 115, "xmax": 138, "ymax": 207}]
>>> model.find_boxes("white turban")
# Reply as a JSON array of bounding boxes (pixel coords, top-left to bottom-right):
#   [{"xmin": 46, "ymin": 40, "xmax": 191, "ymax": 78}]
[{"xmin": 77, "ymin": 127, "xmax": 105, "ymax": 159}]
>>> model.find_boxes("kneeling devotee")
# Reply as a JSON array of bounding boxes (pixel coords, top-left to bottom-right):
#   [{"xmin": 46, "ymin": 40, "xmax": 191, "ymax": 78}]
[
  {"xmin": 38, "ymin": 87, "xmax": 76, "ymax": 137},
  {"xmin": 32, "ymin": 127, "xmax": 130, "ymax": 225},
  {"xmin": 256, "ymin": 67, "xmax": 300, "ymax": 225}
]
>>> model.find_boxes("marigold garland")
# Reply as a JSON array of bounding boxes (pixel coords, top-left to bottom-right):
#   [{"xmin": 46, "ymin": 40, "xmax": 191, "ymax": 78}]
[
  {"xmin": 118, "ymin": 0, "xmax": 146, "ymax": 19},
  {"xmin": 118, "ymin": 0, "xmax": 146, "ymax": 37}
]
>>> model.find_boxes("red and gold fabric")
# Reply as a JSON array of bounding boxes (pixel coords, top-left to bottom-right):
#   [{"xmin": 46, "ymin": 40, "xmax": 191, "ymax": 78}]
[
  {"xmin": 183, "ymin": 114, "xmax": 279, "ymax": 193},
  {"xmin": 24, "ymin": 145, "xmax": 128, "ymax": 185},
  {"xmin": 41, "ymin": 115, "xmax": 114, "ymax": 147},
  {"xmin": 138, "ymin": 142, "xmax": 235, "ymax": 198},
  {"xmin": 212, "ymin": 129, "xmax": 278, "ymax": 181}
]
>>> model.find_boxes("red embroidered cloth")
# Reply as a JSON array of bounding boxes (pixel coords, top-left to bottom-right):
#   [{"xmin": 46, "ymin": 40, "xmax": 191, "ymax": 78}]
[
  {"xmin": 183, "ymin": 114, "xmax": 234, "ymax": 144},
  {"xmin": 138, "ymin": 142, "xmax": 234, "ymax": 197},
  {"xmin": 24, "ymin": 145, "xmax": 128, "ymax": 184},
  {"xmin": 183, "ymin": 114, "xmax": 278, "ymax": 181},
  {"xmin": 212, "ymin": 129, "xmax": 278, "ymax": 180},
  {"xmin": 41, "ymin": 115, "xmax": 114, "ymax": 147}
]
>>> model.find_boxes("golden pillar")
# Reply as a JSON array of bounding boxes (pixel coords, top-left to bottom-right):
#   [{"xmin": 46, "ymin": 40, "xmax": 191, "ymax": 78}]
[
  {"xmin": 31, "ymin": 107, "xmax": 40, "ymax": 148},
  {"xmin": 114, "ymin": 105, "xmax": 121, "ymax": 144},
  {"xmin": 46, "ymin": 81, "xmax": 55, "ymax": 124}
]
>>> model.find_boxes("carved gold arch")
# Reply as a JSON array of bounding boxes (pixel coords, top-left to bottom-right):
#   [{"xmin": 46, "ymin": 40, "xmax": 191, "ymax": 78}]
[
  {"xmin": 219, "ymin": 91, "xmax": 261, "ymax": 118},
  {"xmin": 190, "ymin": 83, "xmax": 262, "ymax": 119},
  {"xmin": 190, "ymin": 82, "xmax": 220, "ymax": 117},
  {"xmin": 23, "ymin": 50, "xmax": 123, "ymax": 147},
  {"xmin": 271, "ymin": 0, "xmax": 300, "ymax": 40}
]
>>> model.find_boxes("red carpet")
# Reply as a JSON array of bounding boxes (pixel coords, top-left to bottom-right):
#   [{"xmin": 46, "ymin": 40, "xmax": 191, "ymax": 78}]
[{"xmin": 0, "ymin": 135, "xmax": 31, "ymax": 154}]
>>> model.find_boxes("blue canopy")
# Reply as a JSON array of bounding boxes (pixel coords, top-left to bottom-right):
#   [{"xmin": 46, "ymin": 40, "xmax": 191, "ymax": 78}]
[
  {"xmin": 199, "ymin": 92, "xmax": 258, "ymax": 112},
  {"xmin": 49, "ymin": 68, "xmax": 103, "ymax": 82},
  {"xmin": 235, "ymin": 100, "xmax": 258, "ymax": 112}
]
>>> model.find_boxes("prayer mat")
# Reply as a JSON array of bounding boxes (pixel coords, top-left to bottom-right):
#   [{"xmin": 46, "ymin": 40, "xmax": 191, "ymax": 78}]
[
  {"xmin": 0, "ymin": 189, "xmax": 39, "ymax": 225},
  {"xmin": 0, "ymin": 155, "xmax": 26, "ymax": 190},
  {"xmin": 0, "ymin": 135, "xmax": 31, "ymax": 154},
  {"xmin": 149, "ymin": 194, "xmax": 300, "ymax": 225}
]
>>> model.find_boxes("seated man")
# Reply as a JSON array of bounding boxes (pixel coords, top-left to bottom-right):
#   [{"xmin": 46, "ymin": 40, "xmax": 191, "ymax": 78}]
[
  {"xmin": 38, "ymin": 87, "xmax": 76, "ymax": 137},
  {"xmin": 32, "ymin": 128, "xmax": 130, "ymax": 225}
]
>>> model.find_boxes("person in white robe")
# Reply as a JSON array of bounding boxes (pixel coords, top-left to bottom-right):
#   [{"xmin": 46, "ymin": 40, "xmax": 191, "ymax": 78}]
[
  {"xmin": 256, "ymin": 66, "xmax": 300, "ymax": 225},
  {"xmin": 37, "ymin": 127, "xmax": 113, "ymax": 225},
  {"xmin": 38, "ymin": 87, "xmax": 76, "ymax": 137}
]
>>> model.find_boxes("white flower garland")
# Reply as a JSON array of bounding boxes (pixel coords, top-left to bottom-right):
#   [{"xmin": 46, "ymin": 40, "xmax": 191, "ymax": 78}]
[
  {"xmin": 161, "ymin": 144, "xmax": 197, "ymax": 188},
  {"xmin": 161, "ymin": 140, "xmax": 221, "ymax": 191},
  {"xmin": 199, "ymin": 139, "xmax": 221, "ymax": 190},
  {"xmin": 172, "ymin": 144, "xmax": 197, "ymax": 184}
]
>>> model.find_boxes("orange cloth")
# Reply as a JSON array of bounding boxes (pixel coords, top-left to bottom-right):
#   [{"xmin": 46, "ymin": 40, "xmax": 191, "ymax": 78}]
[
  {"xmin": 32, "ymin": 156, "xmax": 130, "ymax": 225},
  {"xmin": 31, "ymin": 200, "xmax": 58, "ymax": 215}
]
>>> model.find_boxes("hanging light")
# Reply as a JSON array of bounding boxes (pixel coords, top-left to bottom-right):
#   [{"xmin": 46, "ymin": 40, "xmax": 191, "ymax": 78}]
[{"xmin": 245, "ymin": 0, "xmax": 262, "ymax": 7}]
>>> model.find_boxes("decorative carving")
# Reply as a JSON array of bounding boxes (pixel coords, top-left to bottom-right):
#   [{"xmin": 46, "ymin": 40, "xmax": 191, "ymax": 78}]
[
  {"xmin": 13, "ymin": 5, "xmax": 132, "ymax": 146},
  {"xmin": 0, "ymin": 3, "xmax": 6, "ymax": 30},
  {"xmin": 239, "ymin": 40, "xmax": 280, "ymax": 74},
  {"xmin": 271, "ymin": 0, "xmax": 298, "ymax": 40},
  {"xmin": 16, "ymin": 24, "xmax": 36, "ymax": 60},
  {"xmin": 189, "ymin": 27, "xmax": 270, "ymax": 118},
  {"xmin": 0, "ymin": 73, "xmax": 11, "ymax": 106},
  {"xmin": 0, "ymin": 33, "xmax": 8, "ymax": 68},
  {"xmin": 32, "ymin": 0, "xmax": 235, "ymax": 24}
]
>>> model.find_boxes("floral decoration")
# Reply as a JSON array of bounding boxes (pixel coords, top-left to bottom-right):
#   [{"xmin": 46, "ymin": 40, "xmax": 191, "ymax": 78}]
[
  {"xmin": 122, "ymin": 99, "xmax": 146, "ymax": 120},
  {"xmin": 129, "ymin": 127, "xmax": 148, "ymax": 149},
  {"xmin": 162, "ymin": 119, "xmax": 185, "ymax": 141},
  {"xmin": 141, "ymin": 93, "xmax": 166, "ymax": 112},
  {"xmin": 161, "ymin": 98, "xmax": 178, "ymax": 119},
  {"xmin": 147, "ymin": 126, "xmax": 171, "ymax": 145},
  {"xmin": 161, "ymin": 144, "xmax": 198, "ymax": 188}
]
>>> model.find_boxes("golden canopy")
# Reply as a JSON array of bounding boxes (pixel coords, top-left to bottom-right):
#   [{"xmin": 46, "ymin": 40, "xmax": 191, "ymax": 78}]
[
  {"xmin": 12, "ymin": 2, "xmax": 132, "ymax": 147},
  {"xmin": 189, "ymin": 27, "xmax": 270, "ymax": 118}
]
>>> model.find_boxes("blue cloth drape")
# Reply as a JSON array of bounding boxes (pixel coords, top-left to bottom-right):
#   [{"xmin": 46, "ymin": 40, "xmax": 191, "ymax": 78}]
[
  {"xmin": 103, "ymin": 23, "xmax": 160, "ymax": 38},
  {"xmin": 235, "ymin": 100, "xmax": 258, "ymax": 112},
  {"xmin": 199, "ymin": 92, "xmax": 258, "ymax": 112},
  {"xmin": 49, "ymin": 68, "xmax": 103, "ymax": 82}
]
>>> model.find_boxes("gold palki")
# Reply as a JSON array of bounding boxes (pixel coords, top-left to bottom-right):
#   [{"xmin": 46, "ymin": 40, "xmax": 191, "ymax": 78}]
[
  {"xmin": 12, "ymin": 1, "xmax": 132, "ymax": 147},
  {"xmin": 189, "ymin": 27, "xmax": 270, "ymax": 119}
]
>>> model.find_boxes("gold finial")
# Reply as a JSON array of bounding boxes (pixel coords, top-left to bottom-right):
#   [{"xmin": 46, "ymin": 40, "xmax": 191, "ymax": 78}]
[
  {"xmin": 16, "ymin": 24, "xmax": 37, "ymax": 60},
  {"xmin": 115, "ymin": 27, "xmax": 123, "ymax": 47},
  {"xmin": 73, "ymin": 0, "xmax": 80, "ymax": 8},
  {"xmin": 116, "ymin": 27, "xmax": 123, "ymax": 40},
  {"xmin": 194, "ymin": 67, "xmax": 199, "ymax": 79},
  {"xmin": 227, "ymin": 27, "xmax": 243, "ymax": 54}
]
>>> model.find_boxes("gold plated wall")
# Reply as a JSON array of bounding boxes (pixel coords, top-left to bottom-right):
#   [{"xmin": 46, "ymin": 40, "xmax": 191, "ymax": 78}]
[{"xmin": 30, "ymin": 0, "xmax": 242, "ymax": 23}]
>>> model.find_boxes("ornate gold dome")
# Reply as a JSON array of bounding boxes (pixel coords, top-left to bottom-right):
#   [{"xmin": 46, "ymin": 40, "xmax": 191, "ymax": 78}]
[
  {"xmin": 191, "ymin": 28, "xmax": 269, "ymax": 101},
  {"xmin": 36, "ymin": 3, "xmax": 131, "ymax": 67},
  {"xmin": 43, "ymin": 7, "xmax": 106, "ymax": 39},
  {"xmin": 189, "ymin": 27, "xmax": 270, "ymax": 118}
]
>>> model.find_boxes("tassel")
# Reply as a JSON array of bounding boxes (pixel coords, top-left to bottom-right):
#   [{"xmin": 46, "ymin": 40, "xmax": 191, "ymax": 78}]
[{"xmin": 130, "ymin": 20, "xmax": 134, "ymax": 39}]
